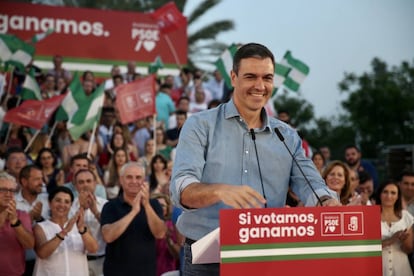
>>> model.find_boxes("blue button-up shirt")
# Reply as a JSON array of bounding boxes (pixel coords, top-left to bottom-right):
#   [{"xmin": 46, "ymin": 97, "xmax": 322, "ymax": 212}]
[{"xmin": 170, "ymin": 99, "xmax": 336, "ymax": 240}]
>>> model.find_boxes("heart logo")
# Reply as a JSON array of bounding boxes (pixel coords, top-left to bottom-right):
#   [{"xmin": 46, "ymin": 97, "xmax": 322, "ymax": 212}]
[
  {"xmin": 329, "ymin": 226, "xmax": 335, "ymax": 232},
  {"xmin": 143, "ymin": 40, "xmax": 156, "ymax": 52}
]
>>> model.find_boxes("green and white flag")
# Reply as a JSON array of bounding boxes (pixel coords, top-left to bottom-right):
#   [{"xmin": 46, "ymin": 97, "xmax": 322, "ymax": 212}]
[
  {"xmin": 31, "ymin": 28, "xmax": 54, "ymax": 44},
  {"xmin": 55, "ymin": 74, "xmax": 105, "ymax": 140},
  {"xmin": 281, "ymin": 51, "xmax": 310, "ymax": 92},
  {"xmin": 21, "ymin": 73, "xmax": 42, "ymax": 100},
  {"xmin": 0, "ymin": 34, "xmax": 35, "ymax": 70},
  {"xmin": 148, "ymin": 55, "xmax": 164, "ymax": 74},
  {"xmin": 215, "ymin": 44, "xmax": 239, "ymax": 89}
]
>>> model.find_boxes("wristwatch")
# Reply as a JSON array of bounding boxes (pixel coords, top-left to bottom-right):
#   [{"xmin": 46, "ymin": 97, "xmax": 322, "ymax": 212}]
[{"xmin": 11, "ymin": 219, "xmax": 22, "ymax": 228}]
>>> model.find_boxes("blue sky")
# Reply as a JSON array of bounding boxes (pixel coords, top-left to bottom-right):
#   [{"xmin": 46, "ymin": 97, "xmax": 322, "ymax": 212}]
[{"xmin": 185, "ymin": 0, "xmax": 414, "ymax": 118}]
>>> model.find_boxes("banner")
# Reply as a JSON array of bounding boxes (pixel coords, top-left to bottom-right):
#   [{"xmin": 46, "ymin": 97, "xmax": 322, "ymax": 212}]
[
  {"xmin": 4, "ymin": 94, "xmax": 65, "ymax": 129},
  {"xmin": 0, "ymin": 2, "xmax": 187, "ymax": 72},
  {"xmin": 115, "ymin": 75, "xmax": 156, "ymax": 124},
  {"xmin": 220, "ymin": 206, "xmax": 382, "ymax": 276}
]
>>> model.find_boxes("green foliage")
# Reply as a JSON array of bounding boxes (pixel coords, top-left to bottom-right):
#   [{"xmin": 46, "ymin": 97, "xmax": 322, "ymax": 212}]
[
  {"xmin": 339, "ymin": 58, "xmax": 414, "ymax": 158},
  {"xmin": 272, "ymin": 92, "xmax": 314, "ymax": 129}
]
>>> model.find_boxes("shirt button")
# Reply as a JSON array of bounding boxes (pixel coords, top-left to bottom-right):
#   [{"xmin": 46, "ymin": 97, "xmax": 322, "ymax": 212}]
[
  {"xmin": 245, "ymin": 150, "xmax": 249, "ymax": 154},
  {"xmin": 244, "ymin": 170, "xmax": 247, "ymax": 173}
]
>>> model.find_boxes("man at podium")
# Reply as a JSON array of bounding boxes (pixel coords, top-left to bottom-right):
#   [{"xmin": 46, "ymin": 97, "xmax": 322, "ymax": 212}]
[{"xmin": 170, "ymin": 43, "xmax": 340, "ymax": 276}]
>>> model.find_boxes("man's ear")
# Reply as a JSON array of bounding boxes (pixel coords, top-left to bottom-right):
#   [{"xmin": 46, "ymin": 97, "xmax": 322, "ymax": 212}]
[{"xmin": 230, "ymin": 70, "xmax": 237, "ymax": 87}]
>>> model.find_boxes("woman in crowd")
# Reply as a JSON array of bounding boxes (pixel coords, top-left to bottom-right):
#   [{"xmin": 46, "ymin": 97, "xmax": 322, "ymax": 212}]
[
  {"xmin": 113, "ymin": 122, "xmax": 138, "ymax": 160},
  {"xmin": 149, "ymin": 154, "xmax": 169, "ymax": 193},
  {"xmin": 152, "ymin": 193, "xmax": 180, "ymax": 276},
  {"xmin": 35, "ymin": 148, "xmax": 65, "ymax": 194},
  {"xmin": 138, "ymin": 139, "xmax": 156, "ymax": 178},
  {"xmin": 377, "ymin": 180, "xmax": 414, "ymax": 276},
  {"xmin": 99, "ymin": 131, "xmax": 137, "ymax": 170},
  {"xmin": 311, "ymin": 151, "xmax": 325, "ymax": 175},
  {"xmin": 33, "ymin": 186, "xmax": 98, "ymax": 275},
  {"xmin": 322, "ymin": 160, "xmax": 353, "ymax": 205},
  {"xmin": 155, "ymin": 127, "xmax": 174, "ymax": 161},
  {"xmin": 103, "ymin": 147, "xmax": 129, "ymax": 199}
]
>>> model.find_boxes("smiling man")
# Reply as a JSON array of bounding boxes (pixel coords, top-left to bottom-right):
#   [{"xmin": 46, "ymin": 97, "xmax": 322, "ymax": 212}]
[
  {"xmin": 170, "ymin": 43, "xmax": 339, "ymax": 275},
  {"xmin": 100, "ymin": 162, "xmax": 166, "ymax": 276}
]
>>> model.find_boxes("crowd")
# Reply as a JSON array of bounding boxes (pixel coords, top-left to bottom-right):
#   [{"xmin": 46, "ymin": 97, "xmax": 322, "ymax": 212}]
[{"xmin": 0, "ymin": 50, "xmax": 413, "ymax": 276}]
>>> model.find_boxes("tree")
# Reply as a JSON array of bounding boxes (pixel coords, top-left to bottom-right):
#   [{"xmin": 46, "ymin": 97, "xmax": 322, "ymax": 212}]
[{"xmin": 339, "ymin": 58, "xmax": 414, "ymax": 158}]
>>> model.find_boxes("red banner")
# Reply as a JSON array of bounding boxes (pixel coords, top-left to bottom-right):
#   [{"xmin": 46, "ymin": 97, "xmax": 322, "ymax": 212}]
[
  {"xmin": 115, "ymin": 75, "xmax": 156, "ymax": 124},
  {"xmin": 0, "ymin": 2, "xmax": 187, "ymax": 66},
  {"xmin": 151, "ymin": 2, "xmax": 187, "ymax": 34},
  {"xmin": 220, "ymin": 206, "xmax": 382, "ymax": 276},
  {"xmin": 4, "ymin": 94, "xmax": 65, "ymax": 129}
]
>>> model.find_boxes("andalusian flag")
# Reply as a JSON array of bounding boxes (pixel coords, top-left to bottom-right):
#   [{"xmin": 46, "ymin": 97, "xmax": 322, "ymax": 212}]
[
  {"xmin": 21, "ymin": 72, "xmax": 42, "ymax": 100},
  {"xmin": 31, "ymin": 28, "xmax": 54, "ymax": 44},
  {"xmin": 281, "ymin": 51, "xmax": 310, "ymax": 92},
  {"xmin": 55, "ymin": 74, "xmax": 105, "ymax": 140},
  {"xmin": 215, "ymin": 44, "xmax": 238, "ymax": 89},
  {"xmin": 148, "ymin": 56, "xmax": 164, "ymax": 74},
  {"xmin": 0, "ymin": 34, "xmax": 35, "ymax": 70}
]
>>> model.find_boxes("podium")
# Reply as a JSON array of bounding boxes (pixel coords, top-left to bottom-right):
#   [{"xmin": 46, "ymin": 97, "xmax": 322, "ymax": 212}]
[{"xmin": 220, "ymin": 206, "xmax": 382, "ymax": 276}]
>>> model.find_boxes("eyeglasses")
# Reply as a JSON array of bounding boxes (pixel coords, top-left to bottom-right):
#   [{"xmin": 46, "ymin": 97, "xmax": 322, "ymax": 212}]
[{"xmin": 0, "ymin": 188, "xmax": 17, "ymax": 194}]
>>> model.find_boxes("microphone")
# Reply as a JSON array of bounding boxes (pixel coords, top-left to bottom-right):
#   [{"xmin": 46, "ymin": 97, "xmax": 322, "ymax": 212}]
[
  {"xmin": 274, "ymin": 128, "xmax": 323, "ymax": 206},
  {"xmin": 250, "ymin": 129, "xmax": 267, "ymax": 208}
]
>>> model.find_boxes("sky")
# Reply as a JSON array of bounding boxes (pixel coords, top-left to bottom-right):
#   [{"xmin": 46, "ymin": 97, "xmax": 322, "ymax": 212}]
[{"xmin": 184, "ymin": 0, "xmax": 414, "ymax": 118}]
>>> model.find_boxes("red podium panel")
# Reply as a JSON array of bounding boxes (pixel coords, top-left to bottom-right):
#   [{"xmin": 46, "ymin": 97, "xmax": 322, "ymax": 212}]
[{"xmin": 220, "ymin": 206, "xmax": 381, "ymax": 276}]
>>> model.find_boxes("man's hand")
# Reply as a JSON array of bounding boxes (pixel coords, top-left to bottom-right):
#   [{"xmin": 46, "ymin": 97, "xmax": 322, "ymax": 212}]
[
  {"xmin": 216, "ymin": 185, "xmax": 266, "ymax": 209},
  {"xmin": 30, "ymin": 201, "xmax": 43, "ymax": 221},
  {"xmin": 6, "ymin": 199, "xmax": 18, "ymax": 224}
]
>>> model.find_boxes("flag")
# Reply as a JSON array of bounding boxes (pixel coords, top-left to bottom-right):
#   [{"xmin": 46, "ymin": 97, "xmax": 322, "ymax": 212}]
[
  {"xmin": 0, "ymin": 34, "xmax": 35, "ymax": 70},
  {"xmin": 4, "ymin": 94, "xmax": 65, "ymax": 129},
  {"xmin": 215, "ymin": 44, "xmax": 239, "ymax": 90},
  {"xmin": 55, "ymin": 74, "xmax": 105, "ymax": 140},
  {"xmin": 151, "ymin": 2, "xmax": 187, "ymax": 34},
  {"xmin": 274, "ymin": 63, "xmax": 292, "ymax": 89},
  {"xmin": 31, "ymin": 28, "xmax": 54, "ymax": 44},
  {"xmin": 115, "ymin": 75, "xmax": 156, "ymax": 125},
  {"xmin": 21, "ymin": 72, "xmax": 42, "ymax": 100},
  {"xmin": 281, "ymin": 51, "xmax": 310, "ymax": 92},
  {"xmin": 148, "ymin": 56, "xmax": 164, "ymax": 74}
]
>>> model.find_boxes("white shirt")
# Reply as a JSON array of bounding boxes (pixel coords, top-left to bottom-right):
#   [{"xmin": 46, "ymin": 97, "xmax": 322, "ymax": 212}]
[{"xmin": 70, "ymin": 196, "xmax": 108, "ymax": 256}]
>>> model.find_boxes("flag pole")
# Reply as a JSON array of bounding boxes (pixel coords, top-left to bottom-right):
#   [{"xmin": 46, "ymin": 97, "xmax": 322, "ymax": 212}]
[
  {"xmin": 3, "ymin": 95, "xmax": 22, "ymax": 146},
  {"xmin": 87, "ymin": 121, "xmax": 98, "ymax": 160},
  {"xmin": 164, "ymin": 35, "xmax": 181, "ymax": 68},
  {"xmin": 47, "ymin": 121, "xmax": 58, "ymax": 142},
  {"xmin": 153, "ymin": 114, "xmax": 157, "ymax": 154},
  {"xmin": 24, "ymin": 128, "xmax": 41, "ymax": 153}
]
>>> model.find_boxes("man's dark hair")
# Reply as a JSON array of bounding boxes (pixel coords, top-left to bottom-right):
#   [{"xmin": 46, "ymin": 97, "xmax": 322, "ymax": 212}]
[
  {"xmin": 19, "ymin": 165, "xmax": 42, "ymax": 183},
  {"xmin": 399, "ymin": 170, "xmax": 414, "ymax": 181},
  {"xmin": 5, "ymin": 147, "xmax": 25, "ymax": 161},
  {"xmin": 175, "ymin": 110, "xmax": 187, "ymax": 117},
  {"xmin": 70, "ymin": 153, "xmax": 91, "ymax": 166},
  {"xmin": 344, "ymin": 144, "xmax": 360, "ymax": 152},
  {"xmin": 232, "ymin": 43, "xmax": 275, "ymax": 74},
  {"xmin": 358, "ymin": 170, "xmax": 372, "ymax": 184}
]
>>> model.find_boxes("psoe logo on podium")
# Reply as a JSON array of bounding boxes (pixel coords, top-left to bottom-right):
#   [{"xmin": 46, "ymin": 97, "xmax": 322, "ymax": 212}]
[
  {"xmin": 321, "ymin": 212, "xmax": 364, "ymax": 236},
  {"xmin": 343, "ymin": 212, "xmax": 364, "ymax": 236},
  {"xmin": 321, "ymin": 213, "xmax": 342, "ymax": 236}
]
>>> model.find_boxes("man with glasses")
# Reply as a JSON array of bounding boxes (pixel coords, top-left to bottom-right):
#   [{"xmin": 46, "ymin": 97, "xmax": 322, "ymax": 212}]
[
  {"xmin": 5, "ymin": 147, "xmax": 28, "ymax": 191},
  {"xmin": 0, "ymin": 171, "xmax": 34, "ymax": 276}
]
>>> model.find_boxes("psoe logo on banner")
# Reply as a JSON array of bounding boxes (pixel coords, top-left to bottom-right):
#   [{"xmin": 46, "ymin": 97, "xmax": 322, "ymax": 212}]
[
  {"xmin": 321, "ymin": 213, "xmax": 342, "ymax": 236},
  {"xmin": 131, "ymin": 23, "xmax": 160, "ymax": 52},
  {"xmin": 343, "ymin": 212, "xmax": 364, "ymax": 236}
]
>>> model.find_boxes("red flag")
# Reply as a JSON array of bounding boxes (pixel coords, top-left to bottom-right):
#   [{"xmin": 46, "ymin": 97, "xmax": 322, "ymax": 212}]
[
  {"xmin": 4, "ymin": 94, "xmax": 65, "ymax": 129},
  {"xmin": 115, "ymin": 75, "xmax": 156, "ymax": 124},
  {"xmin": 151, "ymin": 2, "xmax": 187, "ymax": 34}
]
